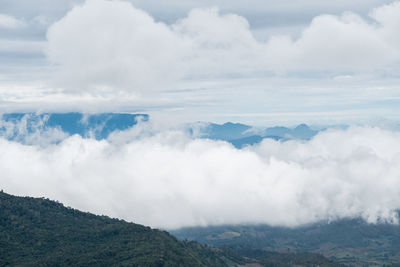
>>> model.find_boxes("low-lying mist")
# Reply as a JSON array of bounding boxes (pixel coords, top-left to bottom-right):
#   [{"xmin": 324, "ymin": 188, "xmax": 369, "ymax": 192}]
[{"xmin": 1, "ymin": 118, "xmax": 400, "ymax": 229}]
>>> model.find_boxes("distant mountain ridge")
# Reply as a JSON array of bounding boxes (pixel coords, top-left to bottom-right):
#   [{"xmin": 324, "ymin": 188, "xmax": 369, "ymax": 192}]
[
  {"xmin": 0, "ymin": 113, "xmax": 148, "ymax": 141},
  {"xmin": 201, "ymin": 122, "xmax": 252, "ymax": 140},
  {"xmin": 195, "ymin": 121, "xmax": 319, "ymax": 148},
  {"xmin": 1, "ymin": 113, "xmax": 321, "ymax": 148},
  {"xmin": 172, "ymin": 219, "xmax": 400, "ymax": 266}
]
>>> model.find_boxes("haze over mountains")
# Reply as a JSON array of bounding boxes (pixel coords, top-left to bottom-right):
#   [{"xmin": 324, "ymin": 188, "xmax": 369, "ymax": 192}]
[
  {"xmin": 0, "ymin": 112, "xmax": 320, "ymax": 147},
  {"xmin": 196, "ymin": 121, "xmax": 318, "ymax": 148},
  {"xmin": 173, "ymin": 219, "xmax": 400, "ymax": 266},
  {"xmin": 0, "ymin": 113, "xmax": 148, "ymax": 141},
  {"xmin": 1, "ymin": 112, "xmax": 400, "ymax": 230}
]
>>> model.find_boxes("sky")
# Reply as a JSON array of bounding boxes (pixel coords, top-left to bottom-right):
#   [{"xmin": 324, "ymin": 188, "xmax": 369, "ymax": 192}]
[
  {"xmin": 0, "ymin": 0, "xmax": 399, "ymax": 125},
  {"xmin": 1, "ymin": 1, "xmax": 400, "ymax": 229}
]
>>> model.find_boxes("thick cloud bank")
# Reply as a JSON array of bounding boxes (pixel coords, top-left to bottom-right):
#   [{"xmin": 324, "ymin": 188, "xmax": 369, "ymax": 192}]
[
  {"xmin": 46, "ymin": 0, "xmax": 400, "ymax": 92},
  {"xmin": 1, "ymin": 123, "xmax": 400, "ymax": 229}
]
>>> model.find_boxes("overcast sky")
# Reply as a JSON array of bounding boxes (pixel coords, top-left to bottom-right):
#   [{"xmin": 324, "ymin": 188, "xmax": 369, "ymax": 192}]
[{"xmin": 1, "ymin": 0, "xmax": 400, "ymax": 125}]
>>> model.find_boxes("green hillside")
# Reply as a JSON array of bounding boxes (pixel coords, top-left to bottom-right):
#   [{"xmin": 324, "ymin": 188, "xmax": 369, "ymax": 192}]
[
  {"xmin": 0, "ymin": 191, "xmax": 340, "ymax": 266},
  {"xmin": 0, "ymin": 191, "xmax": 238, "ymax": 266}
]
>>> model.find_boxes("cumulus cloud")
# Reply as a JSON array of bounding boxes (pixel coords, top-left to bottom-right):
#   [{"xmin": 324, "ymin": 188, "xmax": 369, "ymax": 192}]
[
  {"xmin": 1, "ymin": 122, "xmax": 400, "ymax": 229},
  {"xmin": 46, "ymin": 0, "xmax": 188, "ymax": 93},
  {"xmin": 265, "ymin": 11, "xmax": 398, "ymax": 72},
  {"xmin": 46, "ymin": 0, "xmax": 400, "ymax": 93},
  {"xmin": 371, "ymin": 1, "xmax": 400, "ymax": 48}
]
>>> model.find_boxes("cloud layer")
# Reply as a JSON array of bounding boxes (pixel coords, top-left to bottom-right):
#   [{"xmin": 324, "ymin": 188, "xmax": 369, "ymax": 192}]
[
  {"xmin": 1, "ymin": 121, "xmax": 400, "ymax": 229},
  {"xmin": 46, "ymin": 0, "xmax": 400, "ymax": 93},
  {"xmin": 1, "ymin": 0, "xmax": 400, "ymax": 125}
]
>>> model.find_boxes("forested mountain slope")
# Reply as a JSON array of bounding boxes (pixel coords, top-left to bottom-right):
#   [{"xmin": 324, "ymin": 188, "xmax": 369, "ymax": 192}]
[
  {"xmin": 0, "ymin": 191, "xmax": 340, "ymax": 266},
  {"xmin": 0, "ymin": 191, "xmax": 235, "ymax": 266}
]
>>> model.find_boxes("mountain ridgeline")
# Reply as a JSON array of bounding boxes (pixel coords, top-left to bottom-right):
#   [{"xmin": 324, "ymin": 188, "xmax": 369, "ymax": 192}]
[
  {"xmin": 191, "ymin": 122, "xmax": 320, "ymax": 148},
  {"xmin": 0, "ymin": 113, "xmax": 320, "ymax": 147},
  {"xmin": 172, "ymin": 220, "xmax": 400, "ymax": 266},
  {"xmin": 0, "ymin": 191, "xmax": 340, "ymax": 266},
  {"xmin": 0, "ymin": 113, "xmax": 148, "ymax": 141},
  {"xmin": 0, "ymin": 191, "xmax": 238, "ymax": 266}
]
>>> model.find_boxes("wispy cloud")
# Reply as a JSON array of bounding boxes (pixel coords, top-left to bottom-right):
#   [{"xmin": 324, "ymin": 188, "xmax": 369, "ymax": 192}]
[{"xmin": 0, "ymin": 14, "xmax": 24, "ymax": 29}]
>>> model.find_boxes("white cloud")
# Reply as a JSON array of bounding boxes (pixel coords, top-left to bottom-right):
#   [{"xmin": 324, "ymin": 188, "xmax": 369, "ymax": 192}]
[
  {"xmin": 0, "ymin": 14, "xmax": 24, "ymax": 29},
  {"xmin": 265, "ymin": 12, "xmax": 397, "ymax": 72},
  {"xmin": 0, "ymin": 114, "xmax": 68, "ymax": 145},
  {"xmin": 1, "ymin": 123, "xmax": 400, "ymax": 229},
  {"xmin": 45, "ymin": 0, "xmax": 400, "ymax": 94},
  {"xmin": 127, "ymin": 0, "xmax": 393, "ymax": 25},
  {"xmin": 371, "ymin": 1, "xmax": 400, "ymax": 48},
  {"xmin": 46, "ymin": 0, "xmax": 187, "ymax": 93}
]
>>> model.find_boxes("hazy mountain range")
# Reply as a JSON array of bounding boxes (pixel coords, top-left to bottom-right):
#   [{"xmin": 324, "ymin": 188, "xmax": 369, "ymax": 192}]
[
  {"xmin": 197, "ymin": 122, "xmax": 319, "ymax": 148},
  {"xmin": 172, "ymin": 220, "xmax": 400, "ymax": 266},
  {"xmin": 0, "ymin": 113, "xmax": 322, "ymax": 148},
  {"xmin": 0, "ymin": 113, "xmax": 148, "ymax": 141}
]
